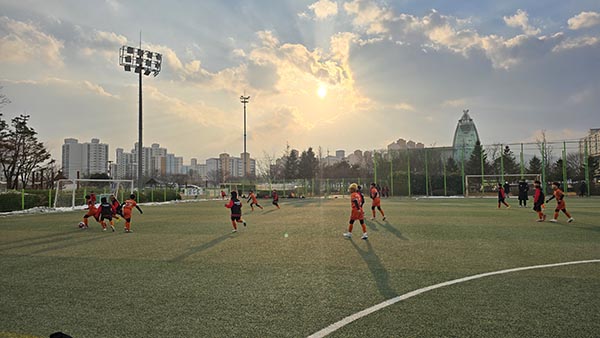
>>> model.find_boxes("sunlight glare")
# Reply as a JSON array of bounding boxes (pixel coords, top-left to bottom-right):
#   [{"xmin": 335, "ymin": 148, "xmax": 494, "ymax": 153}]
[{"xmin": 317, "ymin": 84, "xmax": 327, "ymax": 99}]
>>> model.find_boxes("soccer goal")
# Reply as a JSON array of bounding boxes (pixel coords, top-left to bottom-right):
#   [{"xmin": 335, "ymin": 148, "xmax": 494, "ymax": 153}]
[
  {"xmin": 53, "ymin": 179, "xmax": 134, "ymax": 209},
  {"xmin": 465, "ymin": 174, "xmax": 541, "ymax": 197}
]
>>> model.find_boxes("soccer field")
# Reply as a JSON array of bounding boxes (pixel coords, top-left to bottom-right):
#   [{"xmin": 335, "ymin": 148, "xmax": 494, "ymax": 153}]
[{"xmin": 1, "ymin": 197, "xmax": 599, "ymax": 338}]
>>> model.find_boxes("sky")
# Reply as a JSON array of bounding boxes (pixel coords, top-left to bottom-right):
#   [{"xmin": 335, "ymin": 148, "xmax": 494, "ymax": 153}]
[{"xmin": 0, "ymin": 0, "xmax": 599, "ymax": 164}]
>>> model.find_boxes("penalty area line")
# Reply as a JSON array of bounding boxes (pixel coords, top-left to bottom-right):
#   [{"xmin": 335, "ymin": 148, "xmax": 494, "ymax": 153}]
[{"xmin": 307, "ymin": 259, "xmax": 600, "ymax": 338}]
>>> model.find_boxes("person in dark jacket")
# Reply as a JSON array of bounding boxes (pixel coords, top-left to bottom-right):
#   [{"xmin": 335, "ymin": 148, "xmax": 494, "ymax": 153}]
[
  {"xmin": 518, "ymin": 180, "xmax": 529, "ymax": 207},
  {"xmin": 503, "ymin": 181, "xmax": 511, "ymax": 198}
]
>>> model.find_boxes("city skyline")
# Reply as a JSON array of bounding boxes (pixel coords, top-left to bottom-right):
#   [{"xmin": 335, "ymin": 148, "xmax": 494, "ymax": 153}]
[{"xmin": 1, "ymin": 1, "xmax": 599, "ymax": 164}]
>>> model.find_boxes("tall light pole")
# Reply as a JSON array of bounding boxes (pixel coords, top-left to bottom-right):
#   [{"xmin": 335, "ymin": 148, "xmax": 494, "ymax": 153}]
[
  {"xmin": 240, "ymin": 94, "xmax": 250, "ymax": 178},
  {"xmin": 119, "ymin": 44, "xmax": 162, "ymax": 192}
]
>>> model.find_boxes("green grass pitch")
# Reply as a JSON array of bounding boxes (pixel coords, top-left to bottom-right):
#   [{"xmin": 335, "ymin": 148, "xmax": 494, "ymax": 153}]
[{"xmin": 1, "ymin": 197, "xmax": 599, "ymax": 337}]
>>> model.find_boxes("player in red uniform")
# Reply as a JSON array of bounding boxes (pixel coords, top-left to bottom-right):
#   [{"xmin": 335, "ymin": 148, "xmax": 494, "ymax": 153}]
[
  {"xmin": 121, "ymin": 194, "xmax": 143, "ymax": 233},
  {"xmin": 81, "ymin": 194, "xmax": 99, "ymax": 229},
  {"xmin": 272, "ymin": 190, "xmax": 280, "ymax": 209},
  {"xmin": 109, "ymin": 194, "xmax": 122, "ymax": 221},
  {"xmin": 225, "ymin": 191, "xmax": 246, "ymax": 232},
  {"xmin": 497, "ymin": 183, "xmax": 510, "ymax": 208},
  {"xmin": 532, "ymin": 180, "xmax": 546, "ymax": 222},
  {"xmin": 343, "ymin": 183, "xmax": 368, "ymax": 240},
  {"xmin": 546, "ymin": 182, "xmax": 574, "ymax": 223},
  {"xmin": 95, "ymin": 197, "xmax": 116, "ymax": 232},
  {"xmin": 369, "ymin": 182, "xmax": 386, "ymax": 221},
  {"xmin": 247, "ymin": 190, "xmax": 263, "ymax": 211}
]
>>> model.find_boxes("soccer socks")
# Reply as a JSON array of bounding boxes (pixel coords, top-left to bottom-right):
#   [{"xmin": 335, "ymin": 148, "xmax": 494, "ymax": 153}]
[
  {"xmin": 231, "ymin": 220, "xmax": 237, "ymax": 230},
  {"xmin": 361, "ymin": 223, "xmax": 367, "ymax": 233},
  {"xmin": 101, "ymin": 221, "xmax": 107, "ymax": 229},
  {"xmin": 564, "ymin": 210, "xmax": 572, "ymax": 218},
  {"xmin": 372, "ymin": 210, "xmax": 376, "ymax": 218},
  {"xmin": 348, "ymin": 223, "xmax": 353, "ymax": 233},
  {"xmin": 553, "ymin": 211, "xmax": 559, "ymax": 220},
  {"xmin": 379, "ymin": 209, "xmax": 385, "ymax": 217},
  {"xmin": 83, "ymin": 218, "xmax": 88, "ymax": 226}
]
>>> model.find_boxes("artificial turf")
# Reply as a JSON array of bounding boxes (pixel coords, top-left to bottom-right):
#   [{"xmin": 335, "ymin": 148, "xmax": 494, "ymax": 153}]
[{"xmin": 0, "ymin": 197, "xmax": 599, "ymax": 337}]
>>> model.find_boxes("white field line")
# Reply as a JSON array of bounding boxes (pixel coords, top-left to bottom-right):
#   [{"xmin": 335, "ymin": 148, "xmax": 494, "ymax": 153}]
[{"xmin": 308, "ymin": 259, "xmax": 600, "ymax": 338}]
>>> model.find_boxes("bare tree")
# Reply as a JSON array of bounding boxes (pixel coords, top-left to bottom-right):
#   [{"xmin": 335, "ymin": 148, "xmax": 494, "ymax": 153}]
[
  {"xmin": 1, "ymin": 115, "xmax": 51, "ymax": 189},
  {"xmin": 256, "ymin": 151, "xmax": 278, "ymax": 183},
  {"xmin": 536, "ymin": 130, "xmax": 554, "ymax": 172}
]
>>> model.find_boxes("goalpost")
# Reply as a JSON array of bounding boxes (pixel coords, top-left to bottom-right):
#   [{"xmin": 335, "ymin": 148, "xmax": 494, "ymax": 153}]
[
  {"xmin": 53, "ymin": 179, "xmax": 134, "ymax": 209},
  {"xmin": 465, "ymin": 174, "xmax": 541, "ymax": 197}
]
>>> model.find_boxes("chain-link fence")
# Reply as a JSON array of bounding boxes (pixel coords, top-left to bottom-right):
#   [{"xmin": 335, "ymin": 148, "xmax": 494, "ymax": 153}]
[{"xmin": 223, "ymin": 140, "xmax": 599, "ymax": 198}]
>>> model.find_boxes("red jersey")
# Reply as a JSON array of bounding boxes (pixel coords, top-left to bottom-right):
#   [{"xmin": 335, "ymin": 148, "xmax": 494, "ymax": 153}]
[
  {"xmin": 553, "ymin": 189, "xmax": 564, "ymax": 201},
  {"xmin": 86, "ymin": 199, "xmax": 97, "ymax": 212},
  {"xmin": 351, "ymin": 192, "xmax": 362, "ymax": 211},
  {"xmin": 370, "ymin": 187, "xmax": 379, "ymax": 200},
  {"xmin": 122, "ymin": 199, "xmax": 137, "ymax": 213},
  {"xmin": 249, "ymin": 192, "xmax": 258, "ymax": 203},
  {"xmin": 533, "ymin": 187, "xmax": 544, "ymax": 204}
]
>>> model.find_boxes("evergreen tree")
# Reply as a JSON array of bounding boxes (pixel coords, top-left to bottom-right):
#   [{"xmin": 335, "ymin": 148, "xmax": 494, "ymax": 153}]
[
  {"xmin": 528, "ymin": 155, "xmax": 542, "ymax": 174},
  {"xmin": 445, "ymin": 157, "xmax": 460, "ymax": 174},
  {"xmin": 501, "ymin": 145, "xmax": 519, "ymax": 174},
  {"xmin": 465, "ymin": 141, "xmax": 487, "ymax": 175},
  {"xmin": 283, "ymin": 149, "xmax": 299, "ymax": 180},
  {"xmin": 298, "ymin": 147, "xmax": 318, "ymax": 179}
]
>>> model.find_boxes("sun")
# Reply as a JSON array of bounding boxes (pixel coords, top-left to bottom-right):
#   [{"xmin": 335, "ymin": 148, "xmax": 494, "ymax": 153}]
[{"xmin": 317, "ymin": 84, "xmax": 327, "ymax": 99}]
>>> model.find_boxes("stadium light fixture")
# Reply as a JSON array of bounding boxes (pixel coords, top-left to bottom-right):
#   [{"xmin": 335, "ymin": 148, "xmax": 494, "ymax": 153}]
[
  {"xmin": 240, "ymin": 95, "xmax": 250, "ymax": 178},
  {"xmin": 119, "ymin": 44, "xmax": 162, "ymax": 191}
]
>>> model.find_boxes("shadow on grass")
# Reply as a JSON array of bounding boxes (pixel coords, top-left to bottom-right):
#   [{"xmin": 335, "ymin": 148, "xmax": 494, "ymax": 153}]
[
  {"xmin": 350, "ymin": 240, "xmax": 398, "ymax": 299},
  {"xmin": 557, "ymin": 222, "xmax": 600, "ymax": 233},
  {"xmin": 364, "ymin": 220, "xmax": 380, "ymax": 232},
  {"xmin": 378, "ymin": 221, "xmax": 409, "ymax": 240},
  {"xmin": 0, "ymin": 232, "xmax": 78, "ymax": 252},
  {"xmin": 169, "ymin": 234, "xmax": 231, "ymax": 262},
  {"xmin": 0, "ymin": 231, "xmax": 75, "ymax": 249},
  {"xmin": 261, "ymin": 209, "xmax": 280, "ymax": 215},
  {"xmin": 28, "ymin": 232, "xmax": 109, "ymax": 255}
]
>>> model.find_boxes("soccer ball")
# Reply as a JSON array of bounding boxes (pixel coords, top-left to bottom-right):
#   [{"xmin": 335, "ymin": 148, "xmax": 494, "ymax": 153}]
[{"xmin": 78, "ymin": 221, "xmax": 86, "ymax": 228}]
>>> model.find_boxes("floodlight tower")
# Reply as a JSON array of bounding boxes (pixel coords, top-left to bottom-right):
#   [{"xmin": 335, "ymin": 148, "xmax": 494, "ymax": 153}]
[
  {"xmin": 119, "ymin": 44, "xmax": 162, "ymax": 192},
  {"xmin": 240, "ymin": 94, "xmax": 250, "ymax": 178}
]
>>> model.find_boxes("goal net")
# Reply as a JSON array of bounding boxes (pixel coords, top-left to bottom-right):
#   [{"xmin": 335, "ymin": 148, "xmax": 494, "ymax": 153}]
[
  {"xmin": 465, "ymin": 174, "xmax": 541, "ymax": 198},
  {"xmin": 53, "ymin": 179, "xmax": 134, "ymax": 209}
]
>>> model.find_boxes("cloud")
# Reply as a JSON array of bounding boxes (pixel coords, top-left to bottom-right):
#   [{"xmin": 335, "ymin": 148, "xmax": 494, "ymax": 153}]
[
  {"xmin": 343, "ymin": 0, "xmax": 393, "ymax": 34},
  {"xmin": 553, "ymin": 36, "xmax": 599, "ymax": 52},
  {"xmin": 2, "ymin": 77, "xmax": 118, "ymax": 99},
  {"xmin": 308, "ymin": 0, "xmax": 338, "ymax": 20},
  {"xmin": 503, "ymin": 9, "xmax": 540, "ymax": 36},
  {"xmin": 568, "ymin": 11, "xmax": 600, "ymax": 30},
  {"xmin": 442, "ymin": 98, "xmax": 467, "ymax": 107},
  {"xmin": 391, "ymin": 102, "xmax": 415, "ymax": 111},
  {"xmin": 78, "ymin": 29, "xmax": 127, "ymax": 62},
  {"xmin": 0, "ymin": 16, "xmax": 64, "ymax": 66}
]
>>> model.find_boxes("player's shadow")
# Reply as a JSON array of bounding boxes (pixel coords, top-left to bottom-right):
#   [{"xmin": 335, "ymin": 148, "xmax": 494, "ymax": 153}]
[
  {"xmin": 378, "ymin": 221, "xmax": 409, "ymax": 240},
  {"xmin": 364, "ymin": 220, "xmax": 379, "ymax": 232},
  {"xmin": 261, "ymin": 209, "xmax": 279, "ymax": 215},
  {"xmin": 28, "ymin": 233, "xmax": 109, "ymax": 255},
  {"xmin": 350, "ymin": 240, "xmax": 398, "ymax": 299},
  {"xmin": 557, "ymin": 222, "xmax": 600, "ymax": 233},
  {"xmin": 0, "ymin": 232, "xmax": 76, "ymax": 252},
  {"xmin": 169, "ymin": 234, "xmax": 230, "ymax": 263}
]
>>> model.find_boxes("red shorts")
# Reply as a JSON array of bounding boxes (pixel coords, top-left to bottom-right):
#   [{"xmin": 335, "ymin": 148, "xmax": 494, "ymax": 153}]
[
  {"xmin": 350, "ymin": 209, "xmax": 364, "ymax": 221},
  {"xmin": 372, "ymin": 198, "xmax": 381, "ymax": 207}
]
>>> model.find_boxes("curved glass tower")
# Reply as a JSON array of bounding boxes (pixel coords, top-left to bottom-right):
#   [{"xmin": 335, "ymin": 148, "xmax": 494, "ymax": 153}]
[{"xmin": 452, "ymin": 109, "xmax": 480, "ymax": 160}]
